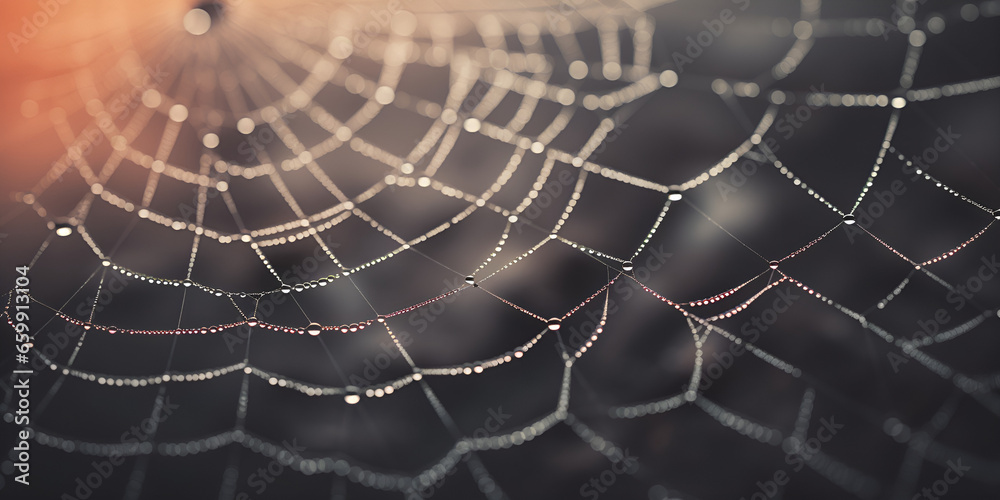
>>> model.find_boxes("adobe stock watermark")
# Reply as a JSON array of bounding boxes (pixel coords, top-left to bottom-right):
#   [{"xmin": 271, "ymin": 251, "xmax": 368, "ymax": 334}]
[
  {"xmin": 716, "ymin": 86, "xmax": 828, "ymax": 201},
  {"xmin": 844, "ymin": 126, "xmax": 960, "ymax": 243},
  {"xmin": 235, "ymin": 110, "xmax": 305, "ymax": 165},
  {"xmin": 876, "ymin": 0, "xmax": 930, "ymax": 41},
  {"xmin": 7, "ymin": 0, "xmax": 72, "ymax": 53},
  {"xmin": 349, "ymin": 0, "xmax": 412, "ymax": 51},
  {"xmin": 889, "ymin": 253, "xmax": 999, "ymax": 373},
  {"xmin": 405, "ymin": 75, "xmax": 491, "ymax": 160},
  {"xmin": 771, "ymin": 86, "xmax": 828, "ymax": 141},
  {"xmin": 579, "ymin": 449, "xmax": 638, "ymax": 499},
  {"xmin": 30, "ymin": 271, "xmax": 130, "ymax": 372},
  {"xmin": 511, "ymin": 122, "xmax": 629, "ymax": 232},
  {"xmin": 911, "ymin": 459, "xmax": 970, "ymax": 500},
  {"xmin": 591, "ymin": 121, "xmax": 628, "ymax": 157},
  {"xmin": 59, "ymin": 397, "xmax": 180, "ymax": 500},
  {"xmin": 345, "ymin": 333, "xmax": 414, "ymax": 388},
  {"xmin": 899, "ymin": 127, "xmax": 961, "ymax": 178},
  {"xmin": 716, "ymin": 154, "xmax": 769, "ymax": 202},
  {"xmin": 410, "ymin": 407, "xmax": 511, "ymax": 498},
  {"xmin": 698, "ymin": 286, "xmax": 800, "ymax": 391},
  {"xmin": 671, "ymin": 0, "xmax": 751, "ymax": 74},
  {"xmin": 741, "ymin": 415, "xmax": 844, "ymax": 500},
  {"xmin": 407, "ymin": 275, "xmax": 466, "ymax": 334},
  {"xmin": 233, "ymin": 439, "xmax": 307, "ymax": 499},
  {"xmin": 545, "ymin": 0, "xmax": 585, "ymax": 33},
  {"xmin": 557, "ymin": 245, "xmax": 672, "ymax": 355},
  {"xmin": 513, "ymin": 168, "xmax": 576, "ymax": 235},
  {"xmin": 221, "ymin": 233, "xmax": 342, "ymax": 354},
  {"xmin": 177, "ymin": 172, "xmax": 231, "ymax": 223},
  {"xmin": 52, "ymin": 64, "xmax": 169, "ymax": 178}
]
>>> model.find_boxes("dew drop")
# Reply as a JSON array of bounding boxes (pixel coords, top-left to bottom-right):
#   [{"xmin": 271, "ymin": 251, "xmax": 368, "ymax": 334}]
[
  {"xmin": 247, "ymin": 317, "xmax": 259, "ymax": 327},
  {"xmin": 769, "ymin": 261, "xmax": 779, "ymax": 270},
  {"xmin": 183, "ymin": 4, "xmax": 218, "ymax": 36},
  {"xmin": 622, "ymin": 261, "xmax": 634, "ymax": 272},
  {"xmin": 55, "ymin": 223, "xmax": 73, "ymax": 237},
  {"xmin": 344, "ymin": 394, "xmax": 361, "ymax": 405},
  {"xmin": 306, "ymin": 322, "xmax": 322, "ymax": 336},
  {"xmin": 280, "ymin": 284, "xmax": 292, "ymax": 294},
  {"xmin": 547, "ymin": 318, "xmax": 562, "ymax": 331},
  {"xmin": 843, "ymin": 214, "xmax": 856, "ymax": 225},
  {"xmin": 465, "ymin": 276, "xmax": 475, "ymax": 285}
]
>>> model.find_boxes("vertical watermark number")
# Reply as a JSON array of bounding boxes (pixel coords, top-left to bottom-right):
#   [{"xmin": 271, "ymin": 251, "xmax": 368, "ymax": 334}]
[{"xmin": 12, "ymin": 266, "xmax": 33, "ymax": 487}]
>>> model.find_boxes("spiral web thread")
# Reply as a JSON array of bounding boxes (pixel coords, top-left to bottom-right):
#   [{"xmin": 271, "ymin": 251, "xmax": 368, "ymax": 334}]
[{"xmin": 3, "ymin": 0, "xmax": 1000, "ymax": 498}]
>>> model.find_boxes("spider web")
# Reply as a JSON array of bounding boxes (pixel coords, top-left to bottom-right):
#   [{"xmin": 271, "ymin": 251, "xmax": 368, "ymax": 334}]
[{"xmin": 2, "ymin": 0, "xmax": 1000, "ymax": 499}]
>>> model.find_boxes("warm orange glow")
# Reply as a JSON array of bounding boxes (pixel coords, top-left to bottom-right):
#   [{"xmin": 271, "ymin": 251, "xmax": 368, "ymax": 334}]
[{"xmin": 0, "ymin": 0, "xmax": 191, "ymax": 164}]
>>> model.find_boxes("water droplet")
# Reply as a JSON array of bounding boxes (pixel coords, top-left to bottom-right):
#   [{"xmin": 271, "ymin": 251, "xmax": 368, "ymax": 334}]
[
  {"xmin": 769, "ymin": 261, "xmax": 779, "ymax": 270},
  {"xmin": 377, "ymin": 315, "xmax": 386, "ymax": 323},
  {"xmin": 463, "ymin": 118, "xmax": 481, "ymax": 133},
  {"xmin": 622, "ymin": 261, "xmax": 634, "ymax": 272},
  {"xmin": 667, "ymin": 191, "xmax": 683, "ymax": 201},
  {"xmin": 465, "ymin": 276, "xmax": 475, "ymax": 285},
  {"xmin": 994, "ymin": 209, "xmax": 1000, "ymax": 220},
  {"xmin": 843, "ymin": 214, "xmax": 856, "ymax": 225},
  {"xmin": 344, "ymin": 394, "xmax": 361, "ymax": 404},
  {"xmin": 83, "ymin": 323, "xmax": 92, "ymax": 330},
  {"xmin": 247, "ymin": 317, "xmax": 259, "ymax": 327},
  {"xmin": 183, "ymin": 3, "xmax": 222, "ymax": 36},
  {"xmin": 547, "ymin": 318, "xmax": 562, "ymax": 331},
  {"xmin": 237, "ymin": 117, "xmax": 255, "ymax": 134},
  {"xmin": 306, "ymin": 323, "xmax": 322, "ymax": 336},
  {"xmin": 182, "ymin": 279, "xmax": 193, "ymax": 287},
  {"xmin": 54, "ymin": 223, "xmax": 73, "ymax": 237},
  {"xmin": 280, "ymin": 284, "xmax": 292, "ymax": 294}
]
